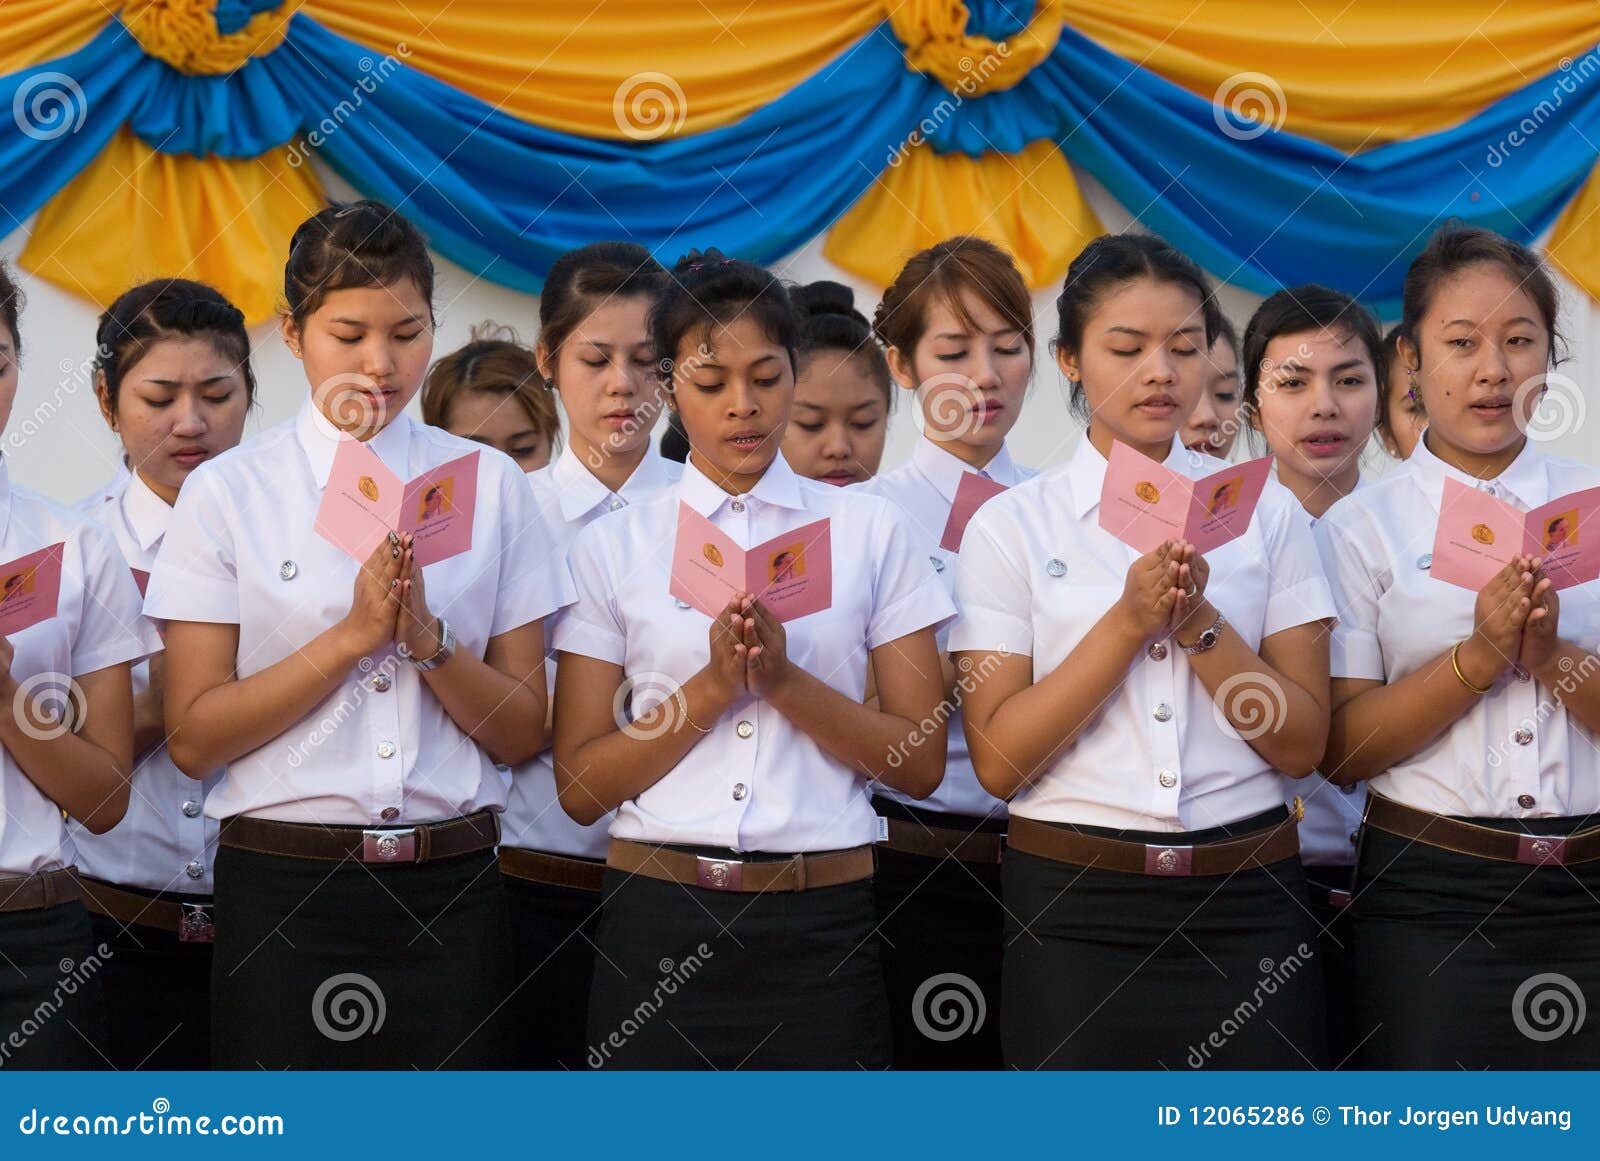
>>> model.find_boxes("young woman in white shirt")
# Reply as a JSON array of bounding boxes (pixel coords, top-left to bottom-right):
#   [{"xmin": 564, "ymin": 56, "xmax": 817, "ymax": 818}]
[
  {"xmin": 857, "ymin": 236, "xmax": 1036, "ymax": 1068},
  {"xmin": 0, "ymin": 262, "xmax": 159, "ymax": 1068},
  {"xmin": 1317, "ymin": 225, "xmax": 1600, "ymax": 1067},
  {"xmin": 552, "ymin": 249, "xmax": 953, "ymax": 1068},
  {"xmin": 1179, "ymin": 315, "xmax": 1243, "ymax": 458},
  {"xmin": 73, "ymin": 279, "xmax": 252, "ymax": 1069},
  {"xmin": 1238, "ymin": 284, "xmax": 1385, "ymax": 1067},
  {"xmin": 487, "ymin": 242, "xmax": 674, "ymax": 1069},
  {"xmin": 145, "ymin": 201, "xmax": 572, "ymax": 1069},
  {"xmin": 953, "ymin": 232, "xmax": 1336, "ymax": 1069},
  {"xmin": 779, "ymin": 281, "xmax": 890, "ymax": 487}
]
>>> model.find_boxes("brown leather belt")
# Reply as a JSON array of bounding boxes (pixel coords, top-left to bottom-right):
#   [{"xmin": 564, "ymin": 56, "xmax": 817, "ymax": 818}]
[
  {"xmin": 79, "ymin": 876, "xmax": 216, "ymax": 943},
  {"xmin": 1008, "ymin": 813, "xmax": 1300, "ymax": 876},
  {"xmin": 607, "ymin": 838, "xmax": 874, "ymax": 893},
  {"xmin": 498, "ymin": 846, "xmax": 606, "ymax": 892},
  {"xmin": 1365, "ymin": 793, "xmax": 1600, "ymax": 867},
  {"xmin": 882, "ymin": 817, "xmax": 1004, "ymax": 864},
  {"xmin": 0, "ymin": 868, "xmax": 81, "ymax": 912},
  {"xmin": 220, "ymin": 810, "xmax": 499, "ymax": 865}
]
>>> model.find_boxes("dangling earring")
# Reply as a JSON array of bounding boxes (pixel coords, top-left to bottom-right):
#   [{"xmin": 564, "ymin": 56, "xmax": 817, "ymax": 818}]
[{"xmin": 1407, "ymin": 374, "xmax": 1420, "ymax": 404}]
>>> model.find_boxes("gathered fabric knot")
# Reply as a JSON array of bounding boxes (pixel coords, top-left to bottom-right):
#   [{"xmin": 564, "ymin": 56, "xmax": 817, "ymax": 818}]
[
  {"xmin": 888, "ymin": 0, "xmax": 1063, "ymax": 96},
  {"xmin": 122, "ymin": 0, "xmax": 298, "ymax": 76}
]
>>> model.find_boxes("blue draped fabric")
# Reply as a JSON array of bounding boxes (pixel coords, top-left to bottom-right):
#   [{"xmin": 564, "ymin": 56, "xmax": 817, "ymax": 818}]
[{"xmin": 0, "ymin": 7, "xmax": 1595, "ymax": 309}]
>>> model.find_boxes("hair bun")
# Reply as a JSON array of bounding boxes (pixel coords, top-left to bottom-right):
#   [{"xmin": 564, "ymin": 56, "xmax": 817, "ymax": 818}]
[
  {"xmin": 791, "ymin": 280, "xmax": 859, "ymax": 322},
  {"xmin": 673, "ymin": 247, "xmax": 733, "ymax": 275}
]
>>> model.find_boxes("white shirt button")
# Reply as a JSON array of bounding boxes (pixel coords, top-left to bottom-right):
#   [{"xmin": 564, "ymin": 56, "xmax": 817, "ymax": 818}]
[
  {"xmin": 279, "ymin": 560, "xmax": 298, "ymax": 581},
  {"xmin": 1514, "ymin": 667, "xmax": 1531, "ymax": 682},
  {"xmin": 1517, "ymin": 793, "xmax": 1537, "ymax": 809},
  {"xmin": 608, "ymin": 497, "xmax": 625, "ymax": 511},
  {"xmin": 1477, "ymin": 481, "xmax": 1497, "ymax": 494},
  {"xmin": 380, "ymin": 806, "xmax": 400, "ymax": 821},
  {"xmin": 735, "ymin": 720, "xmax": 754, "ymax": 739},
  {"xmin": 730, "ymin": 500, "xmax": 746, "ymax": 513},
  {"xmin": 184, "ymin": 859, "xmax": 204, "ymax": 879},
  {"xmin": 674, "ymin": 598, "xmax": 692, "ymax": 609},
  {"xmin": 1147, "ymin": 642, "xmax": 1168, "ymax": 661},
  {"xmin": 1416, "ymin": 553, "xmax": 1432, "ymax": 570},
  {"xmin": 1045, "ymin": 558, "xmax": 1067, "ymax": 578},
  {"xmin": 929, "ymin": 555, "xmax": 945, "ymax": 573},
  {"xmin": 1158, "ymin": 770, "xmax": 1177, "ymax": 789},
  {"xmin": 1152, "ymin": 703, "xmax": 1173, "ymax": 722},
  {"xmin": 1340, "ymin": 782, "xmax": 1357, "ymax": 795},
  {"xmin": 181, "ymin": 799, "xmax": 201, "ymax": 818},
  {"xmin": 732, "ymin": 783, "xmax": 748, "ymax": 801},
  {"xmin": 376, "ymin": 740, "xmax": 397, "ymax": 759},
  {"xmin": 1513, "ymin": 727, "xmax": 1534, "ymax": 746},
  {"xmin": 370, "ymin": 673, "xmax": 392, "ymax": 692}
]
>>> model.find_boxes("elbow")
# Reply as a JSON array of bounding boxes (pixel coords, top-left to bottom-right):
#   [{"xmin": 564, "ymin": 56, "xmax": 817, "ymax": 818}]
[
  {"xmin": 81, "ymin": 784, "xmax": 130, "ymax": 835},
  {"xmin": 554, "ymin": 759, "xmax": 609, "ymax": 827},
  {"xmin": 969, "ymin": 752, "xmax": 1020, "ymax": 802},
  {"xmin": 165, "ymin": 731, "xmax": 214, "ymax": 782}
]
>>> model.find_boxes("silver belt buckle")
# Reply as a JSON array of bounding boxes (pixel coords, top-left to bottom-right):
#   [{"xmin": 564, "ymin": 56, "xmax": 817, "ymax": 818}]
[
  {"xmin": 178, "ymin": 903, "xmax": 215, "ymax": 943},
  {"xmin": 1144, "ymin": 844, "xmax": 1193, "ymax": 876},
  {"xmin": 362, "ymin": 828, "xmax": 417, "ymax": 863},
  {"xmin": 1516, "ymin": 834, "xmax": 1567, "ymax": 866},
  {"xmin": 695, "ymin": 855, "xmax": 744, "ymax": 891}
]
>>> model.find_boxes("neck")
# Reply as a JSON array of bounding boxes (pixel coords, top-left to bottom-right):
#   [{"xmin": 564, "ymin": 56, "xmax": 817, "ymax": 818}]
[
  {"xmin": 1088, "ymin": 422, "xmax": 1170, "ymax": 465},
  {"xmin": 570, "ymin": 431, "xmax": 649, "ymax": 494},
  {"xmin": 1424, "ymin": 427, "xmax": 1526, "ymax": 481},
  {"xmin": 136, "ymin": 467, "xmax": 179, "ymax": 508},
  {"xmin": 1278, "ymin": 458, "xmax": 1358, "ymax": 519},
  {"xmin": 689, "ymin": 448, "xmax": 769, "ymax": 496},
  {"xmin": 928, "ymin": 432, "xmax": 997, "ymax": 472}
]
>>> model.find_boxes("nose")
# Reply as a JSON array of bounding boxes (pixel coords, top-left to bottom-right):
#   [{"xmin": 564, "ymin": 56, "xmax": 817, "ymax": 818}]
[
  {"xmin": 1188, "ymin": 391, "xmax": 1218, "ymax": 428},
  {"xmin": 820, "ymin": 422, "xmax": 851, "ymax": 459},
  {"xmin": 169, "ymin": 393, "xmax": 208, "ymax": 437},
  {"xmin": 1308, "ymin": 378, "xmax": 1340, "ymax": 418},
  {"xmin": 363, "ymin": 338, "xmax": 396, "ymax": 380},
  {"xmin": 1144, "ymin": 350, "xmax": 1177, "ymax": 385},
  {"xmin": 968, "ymin": 349, "xmax": 1001, "ymax": 392},
  {"xmin": 1475, "ymin": 343, "xmax": 1511, "ymax": 388},
  {"xmin": 724, "ymin": 380, "xmax": 759, "ymax": 418}
]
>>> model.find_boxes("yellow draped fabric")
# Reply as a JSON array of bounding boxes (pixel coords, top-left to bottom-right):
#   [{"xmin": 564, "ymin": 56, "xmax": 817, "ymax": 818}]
[
  {"xmin": 302, "ymin": 0, "xmax": 882, "ymax": 139},
  {"xmin": 1061, "ymin": 1, "xmax": 1600, "ymax": 150},
  {"xmin": 0, "ymin": 1, "xmax": 113, "ymax": 74},
  {"xmin": 823, "ymin": 140, "xmax": 1102, "ymax": 290},
  {"xmin": 1548, "ymin": 167, "xmax": 1600, "ymax": 304},
  {"xmin": 888, "ymin": 0, "xmax": 1064, "ymax": 95},
  {"xmin": 122, "ymin": 0, "xmax": 299, "ymax": 75},
  {"xmin": 20, "ymin": 130, "xmax": 325, "ymax": 324}
]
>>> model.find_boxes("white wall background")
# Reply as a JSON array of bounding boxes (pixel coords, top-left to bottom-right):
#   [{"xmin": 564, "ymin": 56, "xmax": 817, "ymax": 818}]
[{"xmin": 3, "ymin": 163, "xmax": 1597, "ymax": 505}]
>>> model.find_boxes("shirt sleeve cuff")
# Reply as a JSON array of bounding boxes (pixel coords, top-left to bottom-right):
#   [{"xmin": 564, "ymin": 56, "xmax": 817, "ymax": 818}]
[
  {"xmin": 552, "ymin": 617, "xmax": 627, "ymax": 666},
  {"xmin": 1262, "ymin": 575, "xmax": 1337, "ymax": 639},
  {"xmin": 867, "ymin": 578, "xmax": 957, "ymax": 651},
  {"xmin": 948, "ymin": 608, "xmax": 1034, "ymax": 656},
  {"xmin": 1329, "ymin": 630, "xmax": 1385, "ymax": 680},
  {"xmin": 143, "ymin": 570, "xmax": 239, "ymax": 624},
  {"xmin": 490, "ymin": 569, "xmax": 577, "ymax": 639},
  {"xmin": 72, "ymin": 624, "xmax": 164, "ymax": 678}
]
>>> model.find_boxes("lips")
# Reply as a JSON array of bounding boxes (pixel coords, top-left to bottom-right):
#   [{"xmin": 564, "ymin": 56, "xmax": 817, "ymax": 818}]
[
  {"xmin": 1136, "ymin": 394, "xmax": 1179, "ymax": 417},
  {"xmin": 1470, "ymin": 395, "xmax": 1512, "ymax": 417},
  {"xmin": 1300, "ymin": 430, "xmax": 1350, "ymax": 457},
  {"xmin": 170, "ymin": 446, "xmax": 209, "ymax": 467},
  {"xmin": 726, "ymin": 430, "xmax": 767, "ymax": 452},
  {"xmin": 818, "ymin": 469, "xmax": 859, "ymax": 486}
]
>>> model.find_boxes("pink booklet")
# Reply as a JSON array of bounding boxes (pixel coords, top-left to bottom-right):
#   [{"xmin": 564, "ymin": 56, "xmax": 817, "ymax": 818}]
[
  {"xmin": 668, "ymin": 502, "xmax": 833, "ymax": 623},
  {"xmin": 315, "ymin": 439, "xmax": 479, "ymax": 568},
  {"xmin": 1429, "ymin": 477, "xmax": 1600, "ymax": 591},
  {"xmin": 0, "ymin": 543, "xmax": 64, "ymax": 637},
  {"xmin": 939, "ymin": 472, "xmax": 1009, "ymax": 552},
  {"xmin": 1099, "ymin": 441, "xmax": 1272, "ymax": 553}
]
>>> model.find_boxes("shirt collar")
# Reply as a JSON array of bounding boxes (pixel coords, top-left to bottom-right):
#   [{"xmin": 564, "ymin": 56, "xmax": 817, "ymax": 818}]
[
  {"xmin": 911, "ymin": 436, "xmax": 1025, "ymax": 503},
  {"xmin": 1067, "ymin": 432, "xmax": 1188, "ymax": 520},
  {"xmin": 121, "ymin": 470, "xmax": 172, "ymax": 552},
  {"xmin": 295, "ymin": 397, "xmax": 414, "ymax": 488},
  {"xmin": 0, "ymin": 454, "xmax": 13, "ymax": 543},
  {"xmin": 678, "ymin": 452, "xmax": 807, "ymax": 517},
  {"xmin": 1409, "ymin": 431, "xmax": 1549, "ymax": 513},
  {"xmin": 551, "ymin": 442, "xmax": 675, "ymax": 521}
]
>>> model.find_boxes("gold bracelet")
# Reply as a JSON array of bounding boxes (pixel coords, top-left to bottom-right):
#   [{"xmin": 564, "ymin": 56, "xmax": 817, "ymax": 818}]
[
  {"xmin": 1451, "ymin": 641, "xmax": 1493, "ymax": 695},
  {"xmin": 676, "ymin": 694, "xmax": 712, "ymax": 734}
]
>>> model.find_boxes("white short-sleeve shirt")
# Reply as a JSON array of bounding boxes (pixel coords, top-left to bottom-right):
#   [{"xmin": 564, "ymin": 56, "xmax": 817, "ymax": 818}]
[
  {"xmin": 1316, "ymin": 435, "xmax": 1600, "ymax": 819},
  {"xmin": 554, "ymin": 453, "xmax": 955, "ymax": 852},
  {"xmin": 502, "ymin": 444, "xmax": 681, "ymax": 858},
  {"xmin": 0, "ymin": 458, "xmax": 161, "ymax": 876},
  {"xmin": 857, "ymin": 436, "xmax": 1035, "ymax": 819},
  {"xmin": 143, "ymin": 399, "xmax": 574, "ymax": 826},
  {"xmin": 949, "ymin": 434, "xmax": 1336, "ymax": 832},
  {"xmin": 71, "ymin": 471, "xmax": 222, "ymax": 892}
]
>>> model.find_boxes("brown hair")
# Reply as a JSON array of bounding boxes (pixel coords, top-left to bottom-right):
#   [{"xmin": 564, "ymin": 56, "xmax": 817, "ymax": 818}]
[
  {"xmin": 94, "ymin": 278, "xmax": 256, "ymax": 417},
  {"xmin": 423, "ymin": 323, "xmax": 561, "ymax": 452},
  {"xmin": 873, "ymin": 236, "xmax": 1034, "ymax": 363},
  {"xmin": 283, "ymin": 199, "xmax": 435, "ymax": 328},
  {"xmin": 538, "ymin": 241, "xmax": 667, "ymax": 380},
  {"xmin": 0, "ymin": 259, "xmax": 24, "ymax": 357},
  {"xmin": 1400, "ymin": 223, "xmax": 1564, "ymax": 370}
]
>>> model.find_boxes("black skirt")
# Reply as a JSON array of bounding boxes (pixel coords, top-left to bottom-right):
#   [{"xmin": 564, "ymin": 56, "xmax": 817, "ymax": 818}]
[
  {"xmin": 1352, "ymin": 815, "xmax": 1600, "ymax": 1068},
  {"xmin": 0, "ymin": 900, "xmax": 109, "ymax": 1069},
  {"xmin": 872, "ymin": 797, "xmax": 1004, "ymax": 1069},
  {"xmin": 587, "ymin": 849, "xmax": 890, "ymax": 1069},
  {"xmin": 1301, "ymin": 865, "xmax": 1358, "ymax": 1068},
  {"xmin": 87, "ymin": 889, "xmax": 213, "ymax": 1070},
  {"xmin": 501, "ymin": 872, "xmax": 612, "ymax": 1069},
  {"xmin": 1002, "ymin": 807, "xmax": 1327, "ymax": 1070},
  {"xmin": 211, "ymin": 843, "xmax": 513, "ymax": 1069}
]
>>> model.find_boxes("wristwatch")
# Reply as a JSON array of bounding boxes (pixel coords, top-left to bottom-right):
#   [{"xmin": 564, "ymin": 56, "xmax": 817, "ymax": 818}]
[
  {"xmin": 408, "ymin": 617, "xmax": 455, "ymax": 671},
  {"xmin": 1180, "ymin": 610, "xmax": 1228, "ymax": 655}
]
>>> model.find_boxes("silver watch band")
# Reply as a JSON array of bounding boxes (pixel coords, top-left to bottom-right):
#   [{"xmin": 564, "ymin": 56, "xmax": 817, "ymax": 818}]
[{"xmin": 409, "ymin": 617, "xmax": 455, "ymax": 670}]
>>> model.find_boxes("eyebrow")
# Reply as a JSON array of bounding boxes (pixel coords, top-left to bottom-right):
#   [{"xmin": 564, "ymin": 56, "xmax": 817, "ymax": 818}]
[
  {"xmin": 933, "ymin": 327, "xmax": 1023, "ymax": 341},
  {"xmin": 1276, "ymin": 358, "xmax": 1368, "ymax": 375},
  {"xmin": 330, "ymin": 316, "xmax": 427, "ymax": 328},
  {"xmin": 794, "ymin": 399, "xmax": 882, "ymax": 412},
  {"xmin": 140, "ymin": 375, "xmax": 238, "ymax": 388},
  {"xmin": 1107, "ymin": 324, "xmax": 1205, "ymax": 337},
  {"xmin": 1442, "ymin": 316, "xmax": 1539, "ymax": 328}
]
